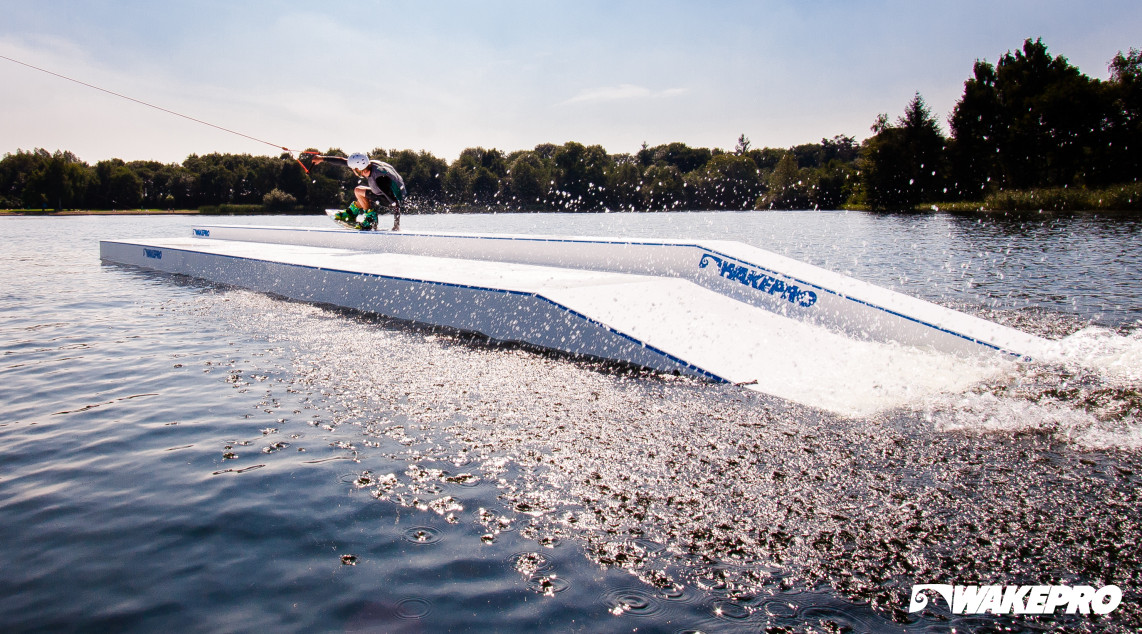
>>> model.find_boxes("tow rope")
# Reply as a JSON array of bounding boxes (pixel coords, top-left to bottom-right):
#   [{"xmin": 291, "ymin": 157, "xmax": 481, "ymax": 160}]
[{"xmin": 1, "ymin": 53, "xmax": 315, "ymax": 171}]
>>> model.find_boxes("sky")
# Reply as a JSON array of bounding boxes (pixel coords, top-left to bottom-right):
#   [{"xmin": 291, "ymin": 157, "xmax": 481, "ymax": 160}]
[{"xmin": 2, "ymin": 1, "xmax": 1140, "ymax": 164}]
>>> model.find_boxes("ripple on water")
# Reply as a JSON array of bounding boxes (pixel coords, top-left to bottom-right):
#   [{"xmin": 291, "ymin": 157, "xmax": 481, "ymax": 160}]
[
  {"xmin": 798, "ymin": 605, "xmax": 885, "ymax": 634},
  {"xmin": 656, "ymin": 584, "xmax": 690, "ymax": 602},
  {"xmin": 708, "ymin": 598, "xmax": 754, "ymax": 621},
  {"xmin": 762, "ymin": 598, "xmax": 799, "ymax": 618},
  {"xmin": 528, "ymin": 574, "xmax": 570, "ymax": 597},
  {"xmin": 394, "ymin": 597, "xmax": 431, "ymax": 620},
  {"xmin": 512, "ymin": 551, "xmax": 551, "ymax": 577},
  {"xmin": 401, "ymin": 526, "xmax": 443, "ymax": 545},
  {"xmin": 602, "ymin": 587, "xmax": 663, "ymax": 617}
]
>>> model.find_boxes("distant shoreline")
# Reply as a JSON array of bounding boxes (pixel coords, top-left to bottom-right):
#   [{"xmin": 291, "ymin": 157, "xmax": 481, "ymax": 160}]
[{"xmin": 1, "ymin": 209, "xmax": 202, "ymax": 216}]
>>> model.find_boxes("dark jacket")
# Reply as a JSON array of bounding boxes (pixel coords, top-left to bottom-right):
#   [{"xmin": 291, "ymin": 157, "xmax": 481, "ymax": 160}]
[{"xmin": 321, "ymin": 156, "xmax": 406, "ymax": 203}]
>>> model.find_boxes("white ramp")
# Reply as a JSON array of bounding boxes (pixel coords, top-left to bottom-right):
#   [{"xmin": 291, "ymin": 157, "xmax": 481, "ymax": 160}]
[
  {"xmin": 190, "ymin": 224, "xmax": 1048, "ymax": 359},
  {"xmin": 100, "ymin": 236, "xmax": 1007, "ymax": 417}
]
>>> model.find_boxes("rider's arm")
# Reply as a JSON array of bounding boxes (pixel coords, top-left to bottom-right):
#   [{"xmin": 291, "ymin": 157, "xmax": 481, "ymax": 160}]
[{"xmin": 312, "ymin": 155, "xmax": 349, "ymax": 167}]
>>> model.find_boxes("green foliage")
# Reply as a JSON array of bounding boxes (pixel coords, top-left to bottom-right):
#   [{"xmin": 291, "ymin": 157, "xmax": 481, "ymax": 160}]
[
  {"xmin": 504, "ymin": 152, "xmax": 550, "ymax": 205},
  {"xmin": 605, "ymin": 160, "xmax": 641, "ymax": 211},
  {"xmin": 641, "ymin": 142, "xmax": 712, "ymax": 173},
  {"xmin": 106, "ymin": 165, "xmax": 143, "ymax": 209},
  {"xmin": 198, "ymin": 203, "xmax": 266, "ymax": 215},
  {"xmin": 743, "ymin": 147, "xmax": 786, "ymax": 172},
  {"xmin": 757, "ymin": 153, "xmax": 810, "ymax": 210},
  {"xmin": 1003, "ymin": 40, "xmax": 1106, "ymax": 187},
  {"xmin": 947, "ymin": 38, "xmax": 1117, "ymax": 195},
  {"xmin": 812, "ymin": 160, "xmax": 858, "ymax": 210},
  {"xmin": 690, "ymin": 153, "xmax": 762, "ymax": 210},
  {"xmin": 441, "ymin": 162, "xmax": 472, "ymax": 205},
  {"xmin": 860, "ymin": 93, "xmax": 947, "ymax": 210},
  {"xmin": 20, "ymin": 150, "xmax": 93, "ymax": 211},
  {"xmin": 553, "ymin": 142, "xmax": 609, "ymax": 210},
  {"xmin": 735, "ymin": 134, "xmax": 751, "ymax": 154},
  {"xmin": 0, "ymin": 149, "xmax": 51, "ymax": 208},
  {"xmin": 819, "ymin": 135, "xmax": 860, "ymax": 164},
  {"xmin": 640, "ymin": 164, "xmax": 685, "ymax": 210},
  {"xmin": 984, "ymin": 183, "xmax": 1142, "ymax": 212},
  {"xmin": 262, "ymin": 188, "xmax": 297, "ymax": 211},
  {"xmin": 1108, "ymin": 48, "xmax": 1142, "ymax": 180},
  {"xmin": 443, "ymin": 147, "xmax": 506, "ymax": 205},
  {"xmin": 948, "ymin": 60, "xmax": 1002, "ymax": 197}
]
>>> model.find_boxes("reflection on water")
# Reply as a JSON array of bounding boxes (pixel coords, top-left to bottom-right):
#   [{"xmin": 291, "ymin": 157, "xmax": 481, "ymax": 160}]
[{"xmin": 0, "ymin": 212, "xmax": 1139, "ymax": 632}]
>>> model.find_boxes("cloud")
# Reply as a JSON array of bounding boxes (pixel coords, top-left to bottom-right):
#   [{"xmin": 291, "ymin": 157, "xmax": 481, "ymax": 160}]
[{"xmin": 560, "ymin": 84, "xmax": 687, "ymax": 106}]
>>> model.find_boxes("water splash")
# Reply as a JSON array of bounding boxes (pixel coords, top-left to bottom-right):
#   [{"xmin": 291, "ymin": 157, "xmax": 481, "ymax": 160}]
[
  {"xmin": 922, "ymin": 324, "xmax": 1142, "ymax": 450},
  {"xmin": 195, "ymin": 281, "xmax": 1142, "ymax": 630}
]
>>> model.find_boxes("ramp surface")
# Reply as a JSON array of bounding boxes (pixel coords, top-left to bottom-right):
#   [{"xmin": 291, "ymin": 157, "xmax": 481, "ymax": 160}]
[
  {"xmin": 101, "ymin": 236, "xmax": 1011, "ymax": 417},
  {"xmin": 191, "ymin": 224, "xmax": 1048, "ymax": 359}
]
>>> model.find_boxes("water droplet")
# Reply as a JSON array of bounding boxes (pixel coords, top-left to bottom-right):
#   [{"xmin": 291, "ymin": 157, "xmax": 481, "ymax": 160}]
[
  {"xmin": 711, "ymin": 599, "xmax": 752, "ymax": 620},
  {"xmin": 444, "ymin": 472, "xmax": 479, "ymax": 486},
  {"xmin": 512, "ymin": 551, "xmax": 551, "ymax": 577},
  {"xmin": 529, "ymin": 574, "xmax": 569, "ymax": 596},
  {"xmin": 402, "ymin": 526, "xmax": 443, "ymax": 544},
  {"xmin": 601, "ymin": 588, "xmax": 661, "ymax": 617}
]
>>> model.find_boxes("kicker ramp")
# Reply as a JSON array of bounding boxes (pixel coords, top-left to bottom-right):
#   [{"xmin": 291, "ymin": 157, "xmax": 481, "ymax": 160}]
[
  {"xmin": 100, "ymin": 226, "xmax": 1049, "ymax": 417},
  {"xmin": 189, "ymin": 224, "xmax": 1046, "ymax": 357}
]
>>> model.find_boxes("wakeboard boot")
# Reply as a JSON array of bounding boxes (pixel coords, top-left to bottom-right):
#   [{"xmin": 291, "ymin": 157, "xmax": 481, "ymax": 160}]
[{"xmin": 333, "ymin": 202, "xmax": 363, "ymax": 226}]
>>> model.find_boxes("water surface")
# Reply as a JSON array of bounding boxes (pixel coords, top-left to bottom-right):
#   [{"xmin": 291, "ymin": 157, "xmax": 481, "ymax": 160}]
[{"xmin": 1, "ymin": 211, "xmax": 1139, "ymax": 632}]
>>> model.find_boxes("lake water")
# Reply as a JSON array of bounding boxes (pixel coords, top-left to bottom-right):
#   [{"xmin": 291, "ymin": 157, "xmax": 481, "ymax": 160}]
[{"xmin": 2, "ymin": 210, "xmax": 1140, "ymax": 632}]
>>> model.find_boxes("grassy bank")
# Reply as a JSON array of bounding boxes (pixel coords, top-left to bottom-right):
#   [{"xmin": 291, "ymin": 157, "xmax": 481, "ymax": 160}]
[
  {"xmin": 0, "ymin": 205, "xmax": 315, "ymax": 216},
  {"xmin": 0, "ymin": 208, "xmax": 201, "ymax": 216},
  {"xmin": 916, "ymin": 183, "xmax": 1142, "ymax": 213},
  {"xmin": 7, "ymin": 184, "xmax": 1141, "ymax": 217},
  {"xmin": 986, "ymin": 183, "xmax": 1142, "ymax": 212}
]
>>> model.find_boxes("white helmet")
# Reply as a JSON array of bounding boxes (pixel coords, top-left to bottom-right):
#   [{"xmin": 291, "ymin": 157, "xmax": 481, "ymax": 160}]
[{"xmin": 347, "ymin": 153, "xmax": 370, "ymax": 171}]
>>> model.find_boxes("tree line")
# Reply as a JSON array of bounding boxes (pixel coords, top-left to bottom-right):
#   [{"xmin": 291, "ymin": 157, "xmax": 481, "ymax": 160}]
[
  {"xmin": 0, "ymin": 139, "xmax": 857, "ymax": 213},
  {"xmin": 2, "ymin": 38, "xmax": 1138, "ymax": 213},
  {"xmin": 864, "ymin": 39, "xmax": 1141, "ymax": 210}
]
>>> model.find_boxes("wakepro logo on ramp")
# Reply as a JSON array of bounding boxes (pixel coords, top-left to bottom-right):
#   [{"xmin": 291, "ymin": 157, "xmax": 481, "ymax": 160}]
[
  {"xmin": 698, "ymin": 253, "xmax": 818, "ymax": 308},
  {"xmin": 909, "ymin": 583, "xmax": 1122, "ymax": 616},
  {"xmin": 143, "ymin": 248, "xmax": 162, "ymax": 260}
]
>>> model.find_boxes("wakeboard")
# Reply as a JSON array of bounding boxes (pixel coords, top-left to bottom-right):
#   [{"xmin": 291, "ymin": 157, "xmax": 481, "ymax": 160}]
[{"xmin": 325, "ymin": 208, "xmax": 377, "ymax": 231}]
